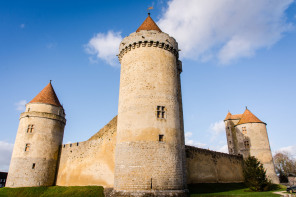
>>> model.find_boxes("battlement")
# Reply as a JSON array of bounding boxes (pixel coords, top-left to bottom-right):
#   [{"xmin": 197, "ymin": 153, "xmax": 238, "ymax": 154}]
[{"xmin": 118, "ymin": 31, "xmax": 179, "ymax": 62}]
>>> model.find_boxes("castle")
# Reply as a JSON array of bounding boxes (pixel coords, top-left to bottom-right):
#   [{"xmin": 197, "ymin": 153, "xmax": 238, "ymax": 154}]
[
  {"xmin": 6, "ymin": 14, "xmax": 278, "ymax": 196},
  {"xmin": 224, "ymin": 109, "xmax": 279, "ymax": 184}
]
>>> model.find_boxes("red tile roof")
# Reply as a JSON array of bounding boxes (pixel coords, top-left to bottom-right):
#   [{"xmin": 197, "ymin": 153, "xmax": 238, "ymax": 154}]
[
  {"xmin": 225, "ymin": 112, "xmax": 232, "ymax": 120},
  {"xmin": 224, "ymin": 112, "xmax": 242, "ymax": 120},
  {"xmin": 136, "ymin": 15, "xmax": 162, "ymax": 32},
  {"xmin": 29, "ymin": 82, "xmax": 62, "ymax": 107},
  {"xmin": 236, "ymin": 109, "xmax": 265, "ymax": 125}
]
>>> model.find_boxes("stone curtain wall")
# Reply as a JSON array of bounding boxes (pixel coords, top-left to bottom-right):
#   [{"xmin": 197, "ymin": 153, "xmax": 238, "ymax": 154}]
[
  {"xmin": 55, "ymin": 116, "xmax": 117, "ymax": 187},
  {"xmin": 55, "ymin": 116, "xmax": 245, "ymax": 188},
  {"xmin": 186, "ymin": 146, "xmax": 244, "ymax": 184}
]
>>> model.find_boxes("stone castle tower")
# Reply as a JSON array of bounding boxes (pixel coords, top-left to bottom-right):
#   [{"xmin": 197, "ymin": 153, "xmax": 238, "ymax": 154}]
[
  {"xmin": 224, "ymin": 108, "xmax": 279, "ymax": 184},
  {"xmin": 114, "ymin": 14, "xmax": 187, "ymax": 196},
  {"xmin": 6, "ymin": 82, "xmax": 66, "ymax": 187}
]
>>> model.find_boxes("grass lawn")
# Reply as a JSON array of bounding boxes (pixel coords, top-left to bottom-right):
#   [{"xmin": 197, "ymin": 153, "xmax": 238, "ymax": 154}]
[
  {"xmin": 188, "ymin": 183, "xmax": 286, "ymax": 196},
  {"xmin": 0, "ymin": 186, "xmax": 104, "ymax": 197}
]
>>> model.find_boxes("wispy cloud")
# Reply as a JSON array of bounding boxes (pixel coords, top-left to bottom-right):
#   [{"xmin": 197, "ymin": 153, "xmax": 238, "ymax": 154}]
[
  {"xmin": 277, "ymin": 145, "xmax": 296, "ymax": 159},
  {"xmin": 185, "ymin": 132, "xmax": 206, "ymax": 148},
  {"xmin": 217, "ymin": 144, "xmax": 228, "ymax": 153},
  {"xmin": 85, "ymin": 31, "xmax": 122, "ymax": 66},
  {"xmin": 46, "ymin": 42, "xmax": 57, "ymax": 49},
  {"xmin": 158, "ymin": 0, "xmax": 294, "ymax": 64},
  {"xmin": 0, "ymin": 141, "xmax": 14, "ymax": 172},
  {"xmin": 20, "ymin": 24, "xmax": 25, "ymax": 29},
  {"xmin": 209, "ymin": 120, "xmax": 225, "ymax": 141},
  {"xmin": 15, "ymin": 100, "xmax": 26, "ymax": 111}
]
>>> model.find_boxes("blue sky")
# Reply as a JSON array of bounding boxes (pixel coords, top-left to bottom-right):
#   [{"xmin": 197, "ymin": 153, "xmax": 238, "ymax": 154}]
[{"xmin": 0, "ymin": 0, "xmax": 296, "ymax": 171}]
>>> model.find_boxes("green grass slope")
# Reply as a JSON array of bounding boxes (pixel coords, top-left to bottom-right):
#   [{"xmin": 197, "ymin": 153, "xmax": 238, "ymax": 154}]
[
  {"xmin": 0, "ymin": 186, "xmax": 104, "ymax": 197},
  {"xmin": 188, "ymin": 183, "xmax": 286, "ymax": 196}
]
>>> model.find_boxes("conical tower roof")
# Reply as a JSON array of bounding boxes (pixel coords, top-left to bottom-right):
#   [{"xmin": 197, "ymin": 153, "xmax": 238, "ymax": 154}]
[
  {"xmin": 236, "ymin": 108, "xmax": 265, "ymax": 125},
  {"xmin": 29, "ymin": 82, "xmax": 62, "ymax": 107},
  {"xmin": 224, "ymin": 112, "xmax": 242, "ymax": 120},
  {"xmin": 224, "ymin": 112, "xmax": 232, "ymax": 120},
  {"xmin": 136, "ymin": 14, "xmax": 162, "ymax": 32}
]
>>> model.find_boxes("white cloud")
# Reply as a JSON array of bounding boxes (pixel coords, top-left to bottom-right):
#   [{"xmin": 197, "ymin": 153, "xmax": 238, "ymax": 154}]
[
  {"xmin": 210, "ymin": 120, "xmax": 225, "ymax": 135},
  {"xmin": 85, "ymin": 31, "xmax": 122, "ymax": 66},
  {"xmin": 0, "ymin": 141, "xmax": 14, "ymax": 172},
  {"xmin": 185, "ymin": 132, "xmax": 206, "ymax": 148},
  {"xmin": 277, "ymin": 145, "xmax": 296, "ymax": 159},
  {"xmin": 20, "ymin": 24, "xmax": 25, "ymax": 29},
  {"xmin": 185, "ymin": 132, "xmax": 193, "ymax": 138},
  {"xmin": 158, "ymin": 0, "xmax": 294, "ymax": 64},
  {"xmin": 217, "ymin": 145, "xmax": 228, "ymax": 153},
  {"xmin": 15, "ymin": 100, "xmax": 26, "ymax": 111}
]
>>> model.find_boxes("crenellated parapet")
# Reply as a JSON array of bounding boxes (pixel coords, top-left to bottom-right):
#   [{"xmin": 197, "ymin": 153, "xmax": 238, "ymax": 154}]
[{"xmin": 118, "ymin": 30, "xmax": 179, "ymax": 62}]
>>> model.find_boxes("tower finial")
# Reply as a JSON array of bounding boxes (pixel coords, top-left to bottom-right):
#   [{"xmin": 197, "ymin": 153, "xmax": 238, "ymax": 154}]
[
  {"xmin": 147, "ymin": 6, "xmax": 153, "ymax": 16},
  {"xmin": 246, "ymin": 106, "xmax": 248, "ymax": 110},
  {"xmin": 50, "ymin": 80, "xmax": 52, "ymax": 84}
]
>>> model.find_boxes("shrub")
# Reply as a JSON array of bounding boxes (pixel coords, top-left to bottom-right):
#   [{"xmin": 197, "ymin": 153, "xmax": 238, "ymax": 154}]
[{"xmin": 243, "ymin": 156, "xmax": 272, "ymax": 191}]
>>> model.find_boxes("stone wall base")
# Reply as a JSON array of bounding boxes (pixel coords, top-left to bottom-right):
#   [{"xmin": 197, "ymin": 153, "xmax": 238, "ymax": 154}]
[{"xmin": 108, "ymin": 189, "xmax": 188, "ymax": 197}]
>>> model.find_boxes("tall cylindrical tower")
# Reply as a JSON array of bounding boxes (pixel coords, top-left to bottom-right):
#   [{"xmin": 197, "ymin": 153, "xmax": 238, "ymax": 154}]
[
  {"xmin": 6, "ymin": 82, "xmax": 66, "ymax": 187},
  {"xmin": 234, "ymin": 108, "xmax": 279, "ymax": 184},
  {"xmin": 114, "ymin": 15, "xmax": 187, "ymax": 196}
]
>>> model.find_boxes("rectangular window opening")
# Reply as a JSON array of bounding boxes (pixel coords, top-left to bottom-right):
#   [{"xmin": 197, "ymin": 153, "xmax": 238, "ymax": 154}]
[
  {"xmin": 159, "ymin": 134, "xmax": 164, "ymax": 142},
  {"xmin": 156, "ymin": 106, "xmax": 166, "ymax": 119},
  {"xmin": 32, "ymin": 163, "xmax": 35, "ymax": 169},
  {"xmin": 242, "ymin": 126, "xmax": 247, "ymax": 134},
  {"xmin": 25, "ymin": 143, "xmax": 30, "ymax": 152},
  {"xmin": 244, "ymin": 140, "xmax": 250, "ymax": 149},
  {"xmin": 27, "ymin": 124, "xmax": 34, "ymax": 133}
]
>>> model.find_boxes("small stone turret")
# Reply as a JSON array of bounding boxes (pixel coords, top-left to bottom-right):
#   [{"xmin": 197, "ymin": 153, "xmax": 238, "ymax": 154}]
[
  {"xmin": 224, "ymin": 108, "xmax": 279, "ymax": 184},
  {"xmin": 114, "ymin": 14, "xmax": 187, "ymax": 196},
  {"xmin": 6, "ymin": 82, "xmax": 66, "ymax": 187}
]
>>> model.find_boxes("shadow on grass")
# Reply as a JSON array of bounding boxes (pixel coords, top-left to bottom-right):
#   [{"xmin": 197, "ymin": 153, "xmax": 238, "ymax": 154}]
[{"xmin": 188, "ymin": 183, "xmax": 247, "ymax": 194}]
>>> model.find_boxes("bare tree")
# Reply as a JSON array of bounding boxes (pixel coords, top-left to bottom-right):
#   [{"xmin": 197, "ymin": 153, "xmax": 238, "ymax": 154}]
[{"xmin": 273, "ymin": 151, "xmax": 296, "ymax": 183}]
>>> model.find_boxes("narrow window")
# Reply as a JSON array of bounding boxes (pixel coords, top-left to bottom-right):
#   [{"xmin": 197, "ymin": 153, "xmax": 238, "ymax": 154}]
[
  {"xmin": 27, "ymin": 125, "xmax": 34, "ymax": 133},
  {"xmin": 70, "ymin": 144, "xmax": 72, "ymax": 147},
  {"xmin": 244, "ymin": 140, "xmax": 250, "ymax": 149},
  {"xmin": 32, "ymin": 163, "xmax": 35, "ymax": 169},
  {"xmin": 63, "ymin": 144, "xmax": 65, "ymax": 148},
  {"xmin": 230, "ymin": 148, "xmax": 233, "ymax": 153},
  {"xmin": 28, "ymin": 108, "xmax": 30, "ymax": 112},
  {"xmin": 229, "ymin": 141, "xmax": 232, "ymax": 145},
  {"xmin": 25, "ymin": 143, "xmax": 30, "ymax": 151},
  {"xmin": 242, "ymin": 126, "xmax": 247, "ymax": 134},
  {"xmin": 151, "ymin": 178, "xmax": 153, "ymax": 189},
  {"xmin": 77, "ymin": 142, "xmax": 79, "ymax": 146},
  {"xmin": 157, "ymin": 106, "xmax": 166, "ymax": 119},
  {"xmin": 159, "ymin": 134, "xmax": 164, "ymax": 142}
]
